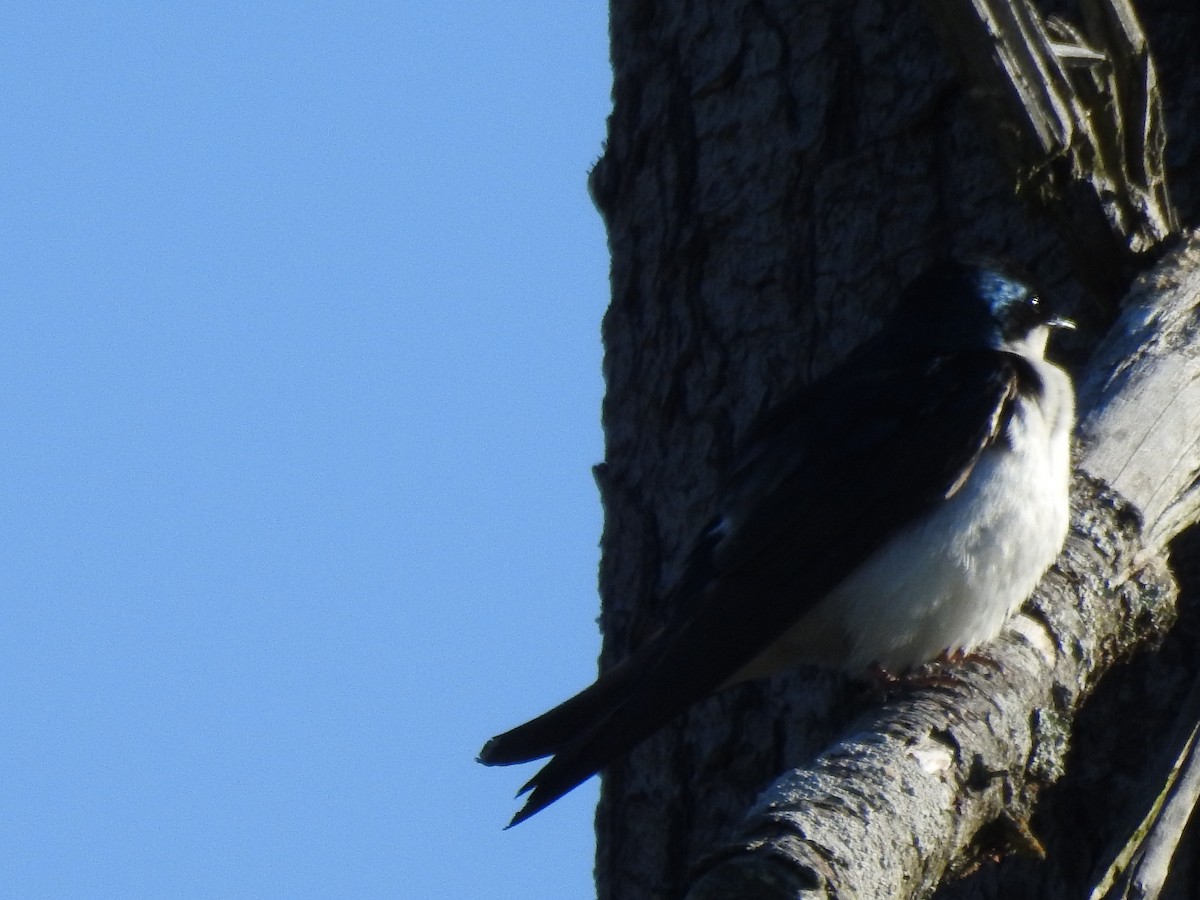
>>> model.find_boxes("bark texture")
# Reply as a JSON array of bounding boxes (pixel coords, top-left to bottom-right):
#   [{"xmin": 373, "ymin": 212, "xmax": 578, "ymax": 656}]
[{"xmin": 588, "ymin": 0, "xmax": 1200, "ymax": 897}]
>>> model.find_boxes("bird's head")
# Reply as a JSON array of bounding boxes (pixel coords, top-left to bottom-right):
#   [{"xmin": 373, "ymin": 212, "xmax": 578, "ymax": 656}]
[{"xmin": 894, "ymin": 259, "xmax": 1073, "ymax": 358}]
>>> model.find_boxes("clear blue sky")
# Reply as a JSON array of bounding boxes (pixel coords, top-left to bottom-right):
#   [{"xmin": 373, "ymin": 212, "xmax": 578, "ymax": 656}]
[{"xmin": 3, "ymin": 4, "xmax": 609, "ymax": 897}]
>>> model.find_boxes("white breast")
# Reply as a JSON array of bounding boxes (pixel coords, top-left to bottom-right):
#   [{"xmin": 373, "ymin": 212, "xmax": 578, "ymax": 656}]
[{"xmin": 736, "ymin": 357, "xmax": 1074, "ymax": 678}]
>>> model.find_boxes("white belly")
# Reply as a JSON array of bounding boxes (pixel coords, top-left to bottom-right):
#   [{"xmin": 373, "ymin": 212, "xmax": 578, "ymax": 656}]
[{"xmin": 737, "ymin": 359, "xmax": 1073, "ymax": 677}]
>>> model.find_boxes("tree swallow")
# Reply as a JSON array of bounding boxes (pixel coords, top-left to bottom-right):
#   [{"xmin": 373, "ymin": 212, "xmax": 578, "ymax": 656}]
[{"xmin": 480, "ymin": 259, "xmax": 1075, "ymax": 826}]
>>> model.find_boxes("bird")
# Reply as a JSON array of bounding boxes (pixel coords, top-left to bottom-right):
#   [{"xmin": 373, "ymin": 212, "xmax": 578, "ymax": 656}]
[{"xmin": 479, "ymin": 258, "xmax": 1075, "ymax": 826}]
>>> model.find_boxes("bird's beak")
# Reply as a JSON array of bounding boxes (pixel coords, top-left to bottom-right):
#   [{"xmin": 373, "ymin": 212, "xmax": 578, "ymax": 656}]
[{"xmin": 1047, "ymin": 316, "xmax": 1075, "ymax": 331}]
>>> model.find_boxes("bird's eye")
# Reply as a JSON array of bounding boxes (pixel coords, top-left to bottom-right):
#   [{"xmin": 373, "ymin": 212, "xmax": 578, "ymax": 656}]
[{"xmin": 1012, "ymin": 292, "xmax": 1045, "ymax": 329}]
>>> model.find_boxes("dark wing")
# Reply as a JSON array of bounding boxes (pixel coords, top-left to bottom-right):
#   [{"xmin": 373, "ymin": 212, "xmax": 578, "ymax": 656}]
[{"xmin": 484, "ymin": 350, "xmax": 1036, "ymax": 825}]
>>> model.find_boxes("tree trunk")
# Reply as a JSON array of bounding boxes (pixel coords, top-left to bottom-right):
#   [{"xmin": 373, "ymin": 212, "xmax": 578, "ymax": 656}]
[{"xmin": 588, "ymin": 0, "xmax": 1200, "ymax": 897}]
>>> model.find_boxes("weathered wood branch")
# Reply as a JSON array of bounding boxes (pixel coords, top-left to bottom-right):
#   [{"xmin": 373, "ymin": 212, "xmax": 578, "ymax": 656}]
[
  {"xmin": 684, "ymin": 236, "xmax": 1200, "ymax": 900},
  {"xmin": 1089, "ymin": 673, "xmax": 1200, "ymax": 900},
  {"xmin": 1078, "ymin": 241, "xmax": 1200, "ymax": 900},
  {"xmin": 918, "ymin": 0, "xmax": 1177, "ymax": 299},
  {"xmin": 1077, "ymin": 240, "xmax": 1200, "ymax": 548}
]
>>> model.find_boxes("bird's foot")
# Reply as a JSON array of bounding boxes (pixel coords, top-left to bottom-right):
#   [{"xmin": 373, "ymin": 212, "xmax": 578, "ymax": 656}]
[{"xmin": 863, "ymin": 649, "xmax": 1001, "ymax": 697}]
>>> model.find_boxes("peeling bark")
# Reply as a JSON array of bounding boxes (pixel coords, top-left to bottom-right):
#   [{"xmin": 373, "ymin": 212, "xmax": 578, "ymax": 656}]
[{"xmin": 919, "ymin": 0, "xmax": 1176, "ymax": 298}]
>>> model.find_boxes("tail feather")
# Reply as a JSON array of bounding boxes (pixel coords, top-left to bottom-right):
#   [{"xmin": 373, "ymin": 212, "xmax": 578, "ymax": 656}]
[
  {"xmin": 504, "ymin": 668, "xmax": 700, "ymax": 827},
  {"xmin": 478, "ymin": 639, "xmax": 656, "ymax": 767},
  {"xmin": 485, "ymin": 610, "xmax": 747, "ymax": 825},
  {"xmin": 505, "ymin": 716, "xmax": 634, "ymax": 827},
  {"xmin": 504, "ymin": 649, "xmax": 727, "ymax": 826}
]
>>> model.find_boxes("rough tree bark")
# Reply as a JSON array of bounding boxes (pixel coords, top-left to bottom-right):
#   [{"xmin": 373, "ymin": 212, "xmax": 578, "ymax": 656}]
[{"xmin": 586, "ymin": 0, "xmax": 1200, "ymax": 898}]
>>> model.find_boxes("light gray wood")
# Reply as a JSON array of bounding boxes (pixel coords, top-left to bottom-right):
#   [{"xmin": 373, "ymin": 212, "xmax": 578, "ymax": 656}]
[{"xmin": 1078, "ymin": 237, "xmax": 1200, "ymax": 548}]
